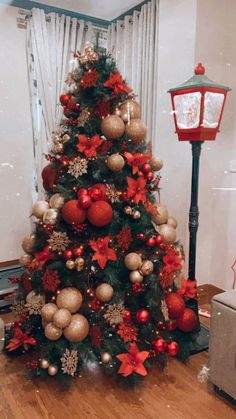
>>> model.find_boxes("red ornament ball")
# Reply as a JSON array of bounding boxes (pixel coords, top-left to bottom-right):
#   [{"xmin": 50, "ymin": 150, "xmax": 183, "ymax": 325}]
[
  {"xmin": 89, "ymin": 184, "xmax": 107, "ymax": 202},
  {"xmin": 146, "ymin": 237, "xmax": 156, "ymax": 247},
  {"xmin": 62, "ymin": 200, "xmax": 86, "ymax": 225},
  {"xmin": 136, "ymin": 233, "xmax": 145, "ymax": 240},
  {"xmin": 155, "ymin": 235, "xmax": 163, "ymax": 244},
  {"xmin": 165, "ymin": 292, "xmax": 185, "ymax": 319},
  {"xmin": 123, "ymin": 310, "xmax": 132, "ymax": 323},
  {"xmin": 153, "ymin": 338, "xmax": 167, "ymax": 353},
  {"xmin": 142, "ymin": 163, "xmax": 151, "ymax": 174},
  {"xmin": 63, "ymin": 249, "xmax": 73, "ymax": 260},
  {"xmin": 78, "ymin": 194, "xmax": 92, "ymax": 209},
  {"xmin": 146, "ymin": 172, "xmax": 154, "ymax": 181},
  {"xmin": 77, "ymin": 188, "xmax": 89, "ymax": 198},
  {"xmin": 87, "ymin": 200, "xmax": 113, "ymax": 227},
  {"xmin": 73, "ymin": 246, "xmax": 84, "ymax": 257},
  {"xmin": 60, "ymin": 93, "xmax": 70, "ymax": 106},
  {"xmin": 167, "ymin": 320, "xmax": 176, "ymax": 332},
  {"xmin": 41, "ymin": 164, "xmax": 57, "ymax": 191},
  {"xmin": 167, "ymin": 341, "xmax": 179, "ymax": 356},
  {"xmin": 176, "ymin": 308, "xmax": 198, "ymax": 332},
  {"xmin": 136, "ymin": 309, "xmax": 150, "ymax": 324}
]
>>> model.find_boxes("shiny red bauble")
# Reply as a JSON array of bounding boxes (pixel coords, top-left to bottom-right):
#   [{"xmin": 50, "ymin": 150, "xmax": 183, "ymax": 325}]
[
  {"xmin": 87, "ymin": 200, "xmax": 113, "ymax": 227},
  {"xmin": 60, "ymin": 156, "xmax": 69, "ymax": 167},
  {"xmin": 176, "ymin": 308, "xmax": 198, "ymax": 332},
  {"xmin": 41, "ymin": 164, "xmax": 57, "ymax": 191},
  {"xmin": 136, "ymin": 309, "xmax": 150, "ymax": 324},
  {"xmin": 89, "ymin": 184, "xmax": 107, "ymax": 201},
  {"xmin": 165, "ymin": 292, "xmax": 185, "ymax": 319},
  {"xmin": 78, "ymin": 194, "xmax": 92, "ymax": 209},
  {"xmin": 153, "ymin": 337, "xmax": 167, "ymax": 353},
  {"xmin": 63, "ymin": 249, "xmax": 73, "ymax": 260},
  {"xmin": 60, "ymin": 93, "xmax": 70, "ymax": 106},
  {"xmin": 62, "ymin": 200, "xmax": 86, "ymax": 224},
  {"xmin": 146, "ymin": 172, "xmax": 154, "ymax": 181},
  {"xmin": 136, "ymin": 233, "xmax": 146, "ymax": 240},
  {"xmin": 146, "ymin": 237, "xmax": 156, "ymax": 247},
  {"xmin": 167, "ymin": 341, "xmax": 179, "ymax": 356},
  {"xmin": 155, "ymin": 235, "xmax": 163, "ymax": 244},
  {"xmin": 123, "ymin": 310, "xmax": 132, "ymax": 323},
  {"xmin": 142, "ymin": 163, "xmax": 151, "ymax": 174},
  {"xmin": 73, "ymin": 246, "xmax": 84, "ymax": 257},
  {"xmin": 77, "ymin": 188, "xmax": 89, "ymax": 198},
  {"xmin": 167, "ymin": 320, "xmax": 176, "ymax": 332}
]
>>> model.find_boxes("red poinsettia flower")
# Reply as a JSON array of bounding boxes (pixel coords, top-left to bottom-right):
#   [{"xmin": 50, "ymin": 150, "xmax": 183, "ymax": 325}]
[
  {"xmin": 159, "ymin": 267, "xmax": 175, "ymax": 289},
  {"xmin": 103, "ymin": 71, "xmax": 132, "ymax": 96},
  {"xmin": 117, "ymin": 322, "xmax": 138, "ymax": 343},
  {"xmin": 126, "ymin": 176, "xmax": 147, "ymax": 204},
  {"xmin": 5, "ymin": 327, "xmax": 36, "ymax": 352},
  {"xmin": 144, "ymin": 200, "xmax": 159, "ymax": 217},
  {"xmin": 177, "ymin": 279, "xmax": 197, "ymax": 300},
  {"xmin": 94, "ymin": 99, "xmax": 111, "ymax": 118},
  {"xmin": 89, "ymin": 236, "xmax": 117, "ymax": 269},
  {"xmin": 80, "ymin": 68, "xmax": 99, "ymax": 88},
  {"xmin": 34, "ymin": 246, "xmax": 54, "ymax": 266},
  {"xmin": 77, "ymin": 134, "xmax": 104, "ymax": 158},
  {"xmin": 116, "ymin": 343, "xmax": 149, "ymax": 377},
  {"xmin": 163, "ymin": 249, "xmax": 182, "ymax": 272},
  {"xmin": 116, "ymin": 227, "xmax": 132, "ymax": 251},
  {"xmin": 42, "ymin": 268, "xmax": 61, "ymax": 292},
  {"xmin": 124, "ymin": 152, "xmax": 150, "ymax": 174}
]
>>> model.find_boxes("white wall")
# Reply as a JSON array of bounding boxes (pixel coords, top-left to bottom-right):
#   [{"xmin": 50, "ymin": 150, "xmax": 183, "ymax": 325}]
[{"xmin": 0, "ymin": 5, "xmax": 33, "ymax": 262}]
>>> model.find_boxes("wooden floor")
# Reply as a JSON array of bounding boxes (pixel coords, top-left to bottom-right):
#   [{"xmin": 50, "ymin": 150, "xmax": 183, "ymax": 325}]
[{"xmin": 0, "ymin": 285, "xmax": 235, "ymax": 419}]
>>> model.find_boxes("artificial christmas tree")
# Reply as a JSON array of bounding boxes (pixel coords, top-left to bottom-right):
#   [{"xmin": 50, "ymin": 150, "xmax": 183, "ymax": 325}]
[{"xmin": 5, "ymin": 46, "xmax": 197, "ymax": 384}]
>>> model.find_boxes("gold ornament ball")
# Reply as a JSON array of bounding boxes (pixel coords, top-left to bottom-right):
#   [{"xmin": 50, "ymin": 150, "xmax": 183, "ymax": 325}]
[
  {"xmin": 19, "ymin": 253, "xmax": 33, "ymax": 267},
  {"xmin": 101, "ymin": 352, "xmax": 112, "ymax": 364},
  {"xmin": 40, "ymin": 358, "xmax": 50, "ymax": 369},
  {"xmin": 129, "ymin": 270, "xmax": 143, "ymax": 283},
  {"xmin": 124, "ymin": 252, "xmax": 142, "ymax": 270},
  {"xmin": 107, "ymin": 154, "xmax": 125, "ymax": 172},
  {"xmin": 101, "ymin": 115, "xmax": 125, "ymax": 140},
  {"xmin": 66, "ymin": 259, "xmax": 75, "ymax": 270},
  {"xmin": 43, "ymin": 208, "xmax": 59, "ymax": 225},
  {"xmin": 124, "ymin": 206, "xmax": 133, "ymax": 215},
  {"xmin": 49, "ymin": 193, "xmax": 65, "ymax": 210},
  {"xmin": 53, "ymin": 135, "xmax": 60, "ymax": 144},
  {"xmin": 153, "ymin": 204, "xmax": 168, "ymax": 225},
  {"xmin": 120, "ymin": 99, "xmax": 141, "ymax": 120},
  {"xmin": 167, "ymin": 216, "xmax": 178, "ymax": 229},
  {"xmin": 75, "ymin": 257, "xmax": 85, "ymax": 272},
  {"xmin": 45, "ymin": 322, "xmax": 62, "ymax": 341},
  {"xmin": 113, "ymin": 108, "xmax": 121, "ymax": 117},
  {"xmin": 32, "ymin": 200, "xmax": 49, "ymax": 219},
  {"xmin": 125, "ymin": 119, "xmax": 147, "ymax": 144},
  {"xmin": 139, "ymin": 260, "xmax": 154, "ymax": 276},
  {"xmin": 41, "ymin": 318, "xmax": 49, "ymax": 329},
  {"xmin": 64, "ymin": 314, "xmax": 89, "ymax": 343},
  {"xmin": 52, "ymin": 143, "xmax": 64, "ymax": 154},
  {"xmin": 149, "ymin": 157, "xmax": 163, "ymax": 171},
  {"xmin": 158, "ymin": 224, "xmax": 177, "ymax": 244},
  {"xmin": 41, "ymin": 303, "xmax": 58, "ymax": 322},
  {"xmin": 48, "ymin": 364, "xmax": 58, "ymax": 376},
  {"xmin": 62, "ymin": 134, "xmax": 70, "ymax": 143},
  {"xmin": 56, "ymin": 287, "xmax": 83, "ymax": 314},
  {"xmin": 133, "ymin": 210, "xmax": 141, "ymax": 220},
  {"xmin": 53, "ymin": 308, "xmax": 71, "ymax": 328},
  {"xmin": 22, "ymin": 233, "xmax": 36, "ymax": 254},
  {"xmin": 95, "ymin": 283, "xmax": 114, "ymax": 303}
]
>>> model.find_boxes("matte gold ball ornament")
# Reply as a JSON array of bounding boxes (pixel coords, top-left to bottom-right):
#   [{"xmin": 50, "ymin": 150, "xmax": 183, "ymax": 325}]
[
  {"xmin": 125, "ymin": 119, "xmax": 147, "ymax": 144},
  {"xmin": 56, "ymin": 287, "xmax": 83, "ymax": 313},
  {"xmin": 107, "ymin": 154, "xmax": 125, "ymax": 172},
  {"xmin": 101, "ymin": 352, "xmax": 112, "ymax": 364},
  {"xmin": 75, "ymin": 257, "xmax": 85, "ymax": 272},
  {"xmin": 48, "ymin": 364, "xmax": 58, "ymax": 376},
  {"xmin": 120, "ymin": 99, "xmax": 141, "ymax": 121},
  {"xmin": 49, "ymin": 193, "xmax": 65, "ymax": 210},
  {"xmin": 95, "ymin": 283, "xmax": 114, "ymax": 303},
  {"xmin": 167, "ymin": 216, "xmax": 178, "ymax": 229},
  {"xmin": 53, "ymin": 308, "xmax": 71, "ymax": 328},
  {"xmin": 66, "ymin": 260, "xmax": 75, "ymax": 270},
  {"xmin": 129, "ymin": 270, "xmax": 143, "ymax": 283},
  {"xmin": 40, "ymin": 358, "xmax": 50, "ymax": 369},
  {"xmin": 152, "ymin": 204, "xmax": 168, "ymax": 225},
  {"xmin": 124, "ymin": 252, "xmax": 142, "ymax": 270},
  {"xmin": 63, "ymin": 314, "xmax": 89, "ymax": 342},
  {"xmin": 41, "ymin": 303, "xmax": 58, "ymax": 322},
  {"xmin": 32, "ymin": 200, "xmax": 49, "ymax": 219},
  {"xmin": 158, "ymin": 224, "xmax": 177, "ymax": 244},
  {"xmin": 43, "ymin": 208, "xmax": 59, "ymax": 225},
  {"xmin": 45, "ymin": 322, "xmax": 62, "ymax": 341},
  {"xmin": 149, "ymin": 157, "xmax": 163, "ymax": 171},
  {"xmin": 19, "ymin": 254, "xmax": 33, "ymax": 267},
  {"xmin": 22, "ymin": 234, "xmax": 36, "ymax": 254},
  {"xmin": 139, "ymin": 260, "xmax": 154, "ymax": 276},
  {"xmin": 101, "ymin": 115, "xmax": 125, "ymax": 139},
  {"xmin": 133, "ymin": 210, "xmax": 141, "ymax": 220}
]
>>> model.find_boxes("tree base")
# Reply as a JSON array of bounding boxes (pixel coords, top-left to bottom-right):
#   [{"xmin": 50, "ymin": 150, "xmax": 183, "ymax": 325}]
[{"xmin": 188, "ymin": 323, "xmax": 209, "ymax": 355}]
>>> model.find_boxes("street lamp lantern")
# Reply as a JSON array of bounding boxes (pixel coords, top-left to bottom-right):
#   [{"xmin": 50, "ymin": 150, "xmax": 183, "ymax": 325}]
[{"xmin": 168, "ymin": 64, "xmax": 231, "ymax": 353}]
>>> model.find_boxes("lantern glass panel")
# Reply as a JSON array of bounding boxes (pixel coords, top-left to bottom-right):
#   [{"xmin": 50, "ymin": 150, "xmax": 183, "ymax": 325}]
[
  {"xmin": 174, "ymin": 92, "xmax": 201, "ymax": 129},
  {"xmin": 203, "ymin": 92, "xmax": 225, "ymax": 128}
]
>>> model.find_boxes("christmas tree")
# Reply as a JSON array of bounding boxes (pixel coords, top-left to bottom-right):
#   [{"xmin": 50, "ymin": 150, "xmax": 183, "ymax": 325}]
[{"xmin": 5, "ymin": 46, "xmax": 198, "ymax": 383}]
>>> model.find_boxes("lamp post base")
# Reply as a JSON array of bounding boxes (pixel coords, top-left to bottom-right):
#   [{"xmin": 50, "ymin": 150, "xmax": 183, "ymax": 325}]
[{"xmin": 189, "ymin": 323, "xmax": 209, "ymax": 355}]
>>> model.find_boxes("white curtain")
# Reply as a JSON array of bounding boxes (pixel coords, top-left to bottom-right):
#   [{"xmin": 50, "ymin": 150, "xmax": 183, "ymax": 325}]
[
  {"xmin": 107, "ymin": 0, "xmax": 159, "ymax": 147},
  {"xmin": 26, "ymin": 8, "xmax": 93, "ymax": 197}
]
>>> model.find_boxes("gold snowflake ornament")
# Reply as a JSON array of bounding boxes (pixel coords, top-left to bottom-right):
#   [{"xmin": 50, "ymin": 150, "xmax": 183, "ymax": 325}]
[
  {"xmin": 68, "ymin": 157, "xmax": 88, "ymax": 178},
  {"xmin": 106, "ymin": 184, "xmax": 120, "ymax": 203},
  {"xmin": 104, "ymin": 303, "xmax": 125, "ymax": 326},
  {"xmin": 48, "ymin": 231, "xmax": 70, "ymax": 252},
  {"xmin": 61, "ymin": 348, "xmax": 79, "ymax": 376},
  {"xmin": 25, "ymin": 292, "xmax": 45, "ymax": 315}
]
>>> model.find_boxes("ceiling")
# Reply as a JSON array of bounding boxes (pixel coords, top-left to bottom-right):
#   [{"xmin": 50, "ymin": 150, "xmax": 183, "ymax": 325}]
[{"xmin": 29, "ymin": 0, "xmax": 143, "ymax": 20}]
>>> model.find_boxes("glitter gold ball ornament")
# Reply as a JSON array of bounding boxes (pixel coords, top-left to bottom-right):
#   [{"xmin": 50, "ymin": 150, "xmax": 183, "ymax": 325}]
[
  {"xmin": 133, "ymin": 210, "xmax": 141, "ymax": 220},
  {"xmin": 101, "ymin": 352, "xmax": 112, "ymax": 364},
  {"xmin": 63, "ymin": 314, "xmax": 89, "ymax": 342},
  {"xmin": 124, "ymin": 252, "xmax": 142, "ymax": 270},
  {"xmin": 49, "ymin": 193, "xmax": 65, "ymax": 210},
  {"xmin": 52, "ymin": 142, "xmax": 64, "ymax": 154},
  {"xmin": 45, "ymin": 322, "xmax": 62, "ymax": 341},
  {"xmin": 19, "ymin": 253, "xmax": 33, "ymax": 267},
  {"xmin": 75, "ymin": 257, "xmax": 85, "ymax": 271},
  {"xmin": 149, "ymin": 157, "xmax": 163, "ymax": 171},
  {"xmin": 56, "ymin": 287, "xmax": 83, "ymax": 313},
  {"xmin": 158, "ymin": 224, "xmax": 177, "ymax": 244},
  {"xmin": 101, "ymin": 115, "xmax": 125, "ymax": 140},
  {"xmin": 66, "ymin": 259, "xmax": 75, "ymax": 270},
  {"xmin": 41, "ymin": 303, "xmax": 58, "ymax": 322},
  {"xmin": 53, "ymin": 308, "xmax": 71, "ymax": 329},
  {"xmin": 167, "ymin": 216, "xmax": 178, "ymax": 229},
  {"xmin": 129, "ymin": 270, "xmax": 143, "ymax": 283},
  {"xmin": 22, "ymin": 234, "xmax": 36, "ymax": 254},
  {"xmin": 43, "ymin": 208, "xmax": 59, "ymax": 225},
  {"xmin": 40, "ymin": 358, "xmax": 50, "ymax": 369},
  {"xmin": 125, "ymin": 119, "xmax": 147, "ymax": 144},
  {"xmin": 95, "ymin": 283, "xmax": 114, "ymax": 303},
  {"xmin": 153, "ymin": 204, "xmax": 168, "ymax": 225},
  {"xmin": 139, "ymin": 260, "xmax": 154, "ymax": 276},
  {"xmin": 62, "ymin": 134, "xmax": 70, "ymax": 143},
  {"xmin": 32, "ymin": 200, "xmax": 49, "ymax": 219},
  {"xmin": 48, "ymin": 364, "xmax": 58, "ymax": 376},
  {"xmin": 107, "ymin": 154, "xmax": 125, "ymax": 172},
  {"xmin": 120, "ymin": 99, "xmax": 141, "ymax": 120}
]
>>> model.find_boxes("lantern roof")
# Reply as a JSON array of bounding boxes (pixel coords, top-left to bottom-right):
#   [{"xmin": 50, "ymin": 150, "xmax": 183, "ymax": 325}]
[{"xmin": 168, "ymin": 63, "xmax": 231, "ymax": 93}]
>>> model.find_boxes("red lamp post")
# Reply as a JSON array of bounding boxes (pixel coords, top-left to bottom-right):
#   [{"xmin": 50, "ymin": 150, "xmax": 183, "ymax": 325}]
[{"xmin": 168, "ymin": 63, "xmax": 230, "ymax": 352}]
